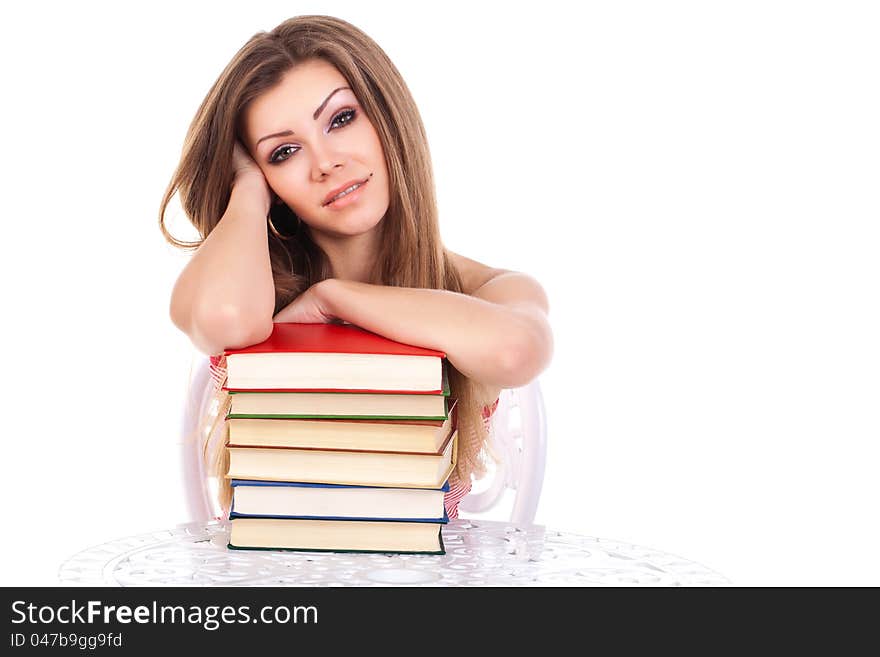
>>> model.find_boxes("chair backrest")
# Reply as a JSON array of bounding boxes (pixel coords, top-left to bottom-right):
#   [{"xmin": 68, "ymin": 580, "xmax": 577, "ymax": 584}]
[
  {"xmin": 457, "ymin": 380, "xmax": 547, "ymax": 525},
  {"xmin": 180, "ymin": 355, "xmax": 548, "ymax": 525},
  {"xmin": 180, "ymin": 355, "xmax": 221, "ymax": 522}
]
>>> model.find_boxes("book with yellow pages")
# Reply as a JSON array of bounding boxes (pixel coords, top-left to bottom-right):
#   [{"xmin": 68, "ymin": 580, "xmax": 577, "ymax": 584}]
[
  {"xmin": 226, "ymin": 400, "xmax": 456, "ymax": 454},
  {"xmin": 225, "ymin": 431, "xmax": 458, "ymax": 489},
  {"xmin": 228, "ymin": 517, "xmax": 446, "ymax": 554},
  {"xmin": 229, "ymin": 479, "xmax": 450, "ymax": 522}
]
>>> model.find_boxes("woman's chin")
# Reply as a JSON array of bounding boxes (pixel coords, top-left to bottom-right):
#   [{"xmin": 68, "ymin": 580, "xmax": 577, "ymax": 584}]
[{"xmin": 306, "ymin": 214, "xmax": 384, "ymax": 239}]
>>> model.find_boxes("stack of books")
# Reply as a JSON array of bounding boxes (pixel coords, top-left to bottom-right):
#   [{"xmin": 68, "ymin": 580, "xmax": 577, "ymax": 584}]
[{"xmin": 221, "ymin": 322, "xmax": 457, "ymax": 555}]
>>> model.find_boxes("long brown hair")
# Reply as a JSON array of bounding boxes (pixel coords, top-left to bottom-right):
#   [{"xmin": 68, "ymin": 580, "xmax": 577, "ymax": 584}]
[{"xmin": 158, "ymin": 15, "xmax": 496, "ymax": 516}]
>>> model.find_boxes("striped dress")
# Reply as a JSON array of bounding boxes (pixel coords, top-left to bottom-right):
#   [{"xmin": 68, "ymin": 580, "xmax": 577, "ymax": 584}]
[{"xmin": 208, "ymin": 354, "xmax": 498, "ymax": 520}]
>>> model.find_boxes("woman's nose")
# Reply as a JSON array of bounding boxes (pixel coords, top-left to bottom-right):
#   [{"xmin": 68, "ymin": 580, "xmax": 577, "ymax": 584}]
[
  {"xmin": 311, "ymin": 143, "xmax": 345, "ymax": 180},
  {"xmin": 314, "ymin": 160, "xmax": 342, "ymax": 179}
]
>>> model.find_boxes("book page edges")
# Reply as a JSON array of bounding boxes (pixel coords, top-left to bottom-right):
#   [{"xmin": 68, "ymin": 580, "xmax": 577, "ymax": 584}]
[{"xmin": 223, "ymin": 431, "xmax": 458, "ymax": 489}]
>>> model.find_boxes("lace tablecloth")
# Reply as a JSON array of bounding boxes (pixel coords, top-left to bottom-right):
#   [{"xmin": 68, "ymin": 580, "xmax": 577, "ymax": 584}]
[{"xmin": 58, "ymin": 518, "xmax": 729, "ymax": 587}]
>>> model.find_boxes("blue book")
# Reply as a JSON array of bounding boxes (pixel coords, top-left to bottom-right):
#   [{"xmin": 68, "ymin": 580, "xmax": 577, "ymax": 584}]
[{"xmin": 229, "ymin": 479, "xmax": 450, "ymax": 523}]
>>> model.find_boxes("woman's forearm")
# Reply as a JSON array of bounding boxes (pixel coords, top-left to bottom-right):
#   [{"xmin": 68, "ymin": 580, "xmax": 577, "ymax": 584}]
[
  {"xmin": 169, "ymin": 178, "xmax": 276, "ymax": 352},
  {"xmin": 319, "ymin": 279, "xmax": 537, "ymax": 388}
]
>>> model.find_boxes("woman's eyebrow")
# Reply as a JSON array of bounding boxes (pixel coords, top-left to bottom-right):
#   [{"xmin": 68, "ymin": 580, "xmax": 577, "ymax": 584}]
[{"xmin": 255, "ymin": 86, "xmax": 351, "ymax": 148}]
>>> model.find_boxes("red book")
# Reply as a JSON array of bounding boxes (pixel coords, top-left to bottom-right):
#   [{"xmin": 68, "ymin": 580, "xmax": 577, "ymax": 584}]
[{"xmin": 223, "ymin": 323, "xmax": 446, "ymax": 393}]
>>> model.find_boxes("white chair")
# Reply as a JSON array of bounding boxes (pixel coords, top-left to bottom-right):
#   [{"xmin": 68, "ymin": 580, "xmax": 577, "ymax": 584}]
[
  {"xmin": 180, "ymin": 355, "xmax": 548, "ymax": 525},
  {"xmin": 457, "ymin": 381, "xmax": 547, "ymax": 525},
  {"xmin": 180, "ymin": 355, "xmax": 220, "ymax": 523}
]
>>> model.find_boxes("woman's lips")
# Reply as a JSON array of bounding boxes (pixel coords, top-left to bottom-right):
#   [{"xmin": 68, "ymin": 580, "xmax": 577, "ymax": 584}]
[{"xmin": 323, "ymin": 179, "xmax": 369, "ymax": 209}]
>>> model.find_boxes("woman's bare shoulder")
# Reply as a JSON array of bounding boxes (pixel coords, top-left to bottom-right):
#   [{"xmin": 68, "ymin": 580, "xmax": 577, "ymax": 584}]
[{"xmin": 447, "ymin": 250, "xmax": 508, "ymax": 296}]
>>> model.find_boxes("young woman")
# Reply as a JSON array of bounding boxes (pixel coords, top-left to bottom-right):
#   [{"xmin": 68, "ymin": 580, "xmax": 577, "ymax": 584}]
[{"xmin": 159, "ymin": 15, "xmax": 553, "ymax": 520}]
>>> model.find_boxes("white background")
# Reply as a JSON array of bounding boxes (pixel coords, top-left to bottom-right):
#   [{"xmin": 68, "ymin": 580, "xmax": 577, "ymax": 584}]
[{"xmin": 0, "ymin": 1, "xmax": 877, "ymax": 586}]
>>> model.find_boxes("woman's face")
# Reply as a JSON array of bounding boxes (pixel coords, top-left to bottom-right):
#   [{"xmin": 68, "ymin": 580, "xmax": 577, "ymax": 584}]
[{"xmin": 242, "ymin": 59, "xmax": 390, "ymax": 238}]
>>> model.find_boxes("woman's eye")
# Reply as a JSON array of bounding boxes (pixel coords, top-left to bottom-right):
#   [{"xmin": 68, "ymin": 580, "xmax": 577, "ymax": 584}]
[
  {"xmin": 269, "ymin": 108, "xmax": 357, "ymax": 164},
  {"xmin": 331, "ymin": 108, "xmax": 356, "ymax": 129},
  {"xmin": 269, "ymin": 145, "xmax": 299, "ymax": 163}
]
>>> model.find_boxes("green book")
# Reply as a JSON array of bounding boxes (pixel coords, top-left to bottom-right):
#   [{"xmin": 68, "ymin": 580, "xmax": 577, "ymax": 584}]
[
  {"xmin": 226, "ymin": 400, "xmax": 457, "ymax": 454},
  {"xmin": 228, "ymin": 520, "xmax": 446, "ymax": 555}
]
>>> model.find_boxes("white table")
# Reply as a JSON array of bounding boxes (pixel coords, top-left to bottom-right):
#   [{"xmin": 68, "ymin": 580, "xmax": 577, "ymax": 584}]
[{"xmin": 58, "ymin": 519, "xmax": 729, "ymax": 587}]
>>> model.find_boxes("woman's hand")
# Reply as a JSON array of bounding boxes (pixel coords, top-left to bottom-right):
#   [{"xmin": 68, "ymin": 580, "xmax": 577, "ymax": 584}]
[
  {"xmin": 232, "ymin": 139, "xmax": 277, "ymax": 209},
  {"xmin": 232, "ymin": 139, "xmax": 264, "ymax": 181},
  {"xmin": 273, "ymin": 280, "xmax": 340, "ymax": 324}
]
